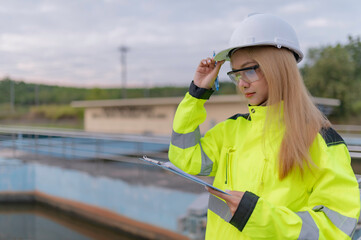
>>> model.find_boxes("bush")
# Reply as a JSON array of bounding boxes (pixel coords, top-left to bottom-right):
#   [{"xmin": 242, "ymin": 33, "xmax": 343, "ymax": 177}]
[{"xmin": 29, "ymin": 105, "xmax": 84, "ymax": 120}]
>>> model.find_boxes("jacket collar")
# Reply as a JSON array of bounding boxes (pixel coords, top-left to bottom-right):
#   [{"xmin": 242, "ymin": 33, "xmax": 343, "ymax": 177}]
[{"xmin": 247, "ymin": 102, "xmax": 284, "ymax": 123}]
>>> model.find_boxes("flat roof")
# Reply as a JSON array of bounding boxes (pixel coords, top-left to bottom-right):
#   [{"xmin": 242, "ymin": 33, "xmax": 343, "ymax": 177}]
[
  {"xmin": 71, "ymin": 95, "xmax": 247, "ymax": 108},
  {"xmin": 312, "ymin": 97, "xmax": 340, "ymax": 106},
  {"xmin": 71, "ymin": 95, "xmax": 340, "ymax": 108}
]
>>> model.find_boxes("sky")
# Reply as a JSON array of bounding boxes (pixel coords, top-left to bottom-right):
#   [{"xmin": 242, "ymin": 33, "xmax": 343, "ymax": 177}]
[{"xmin": 0, "ymin": 0, "xmax": 361, "ymax": 88}]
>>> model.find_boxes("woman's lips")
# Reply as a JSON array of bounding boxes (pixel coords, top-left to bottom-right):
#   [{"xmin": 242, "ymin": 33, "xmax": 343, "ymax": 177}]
[{"xmin": 245, "ymin": 92, "xmax": 255, "ymax": 98}]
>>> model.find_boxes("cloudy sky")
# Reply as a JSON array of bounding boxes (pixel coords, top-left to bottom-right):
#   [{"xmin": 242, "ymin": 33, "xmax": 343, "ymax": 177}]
[{"xmin": 0, "ymin": 0, "xmax": 360, "ymax": 88}]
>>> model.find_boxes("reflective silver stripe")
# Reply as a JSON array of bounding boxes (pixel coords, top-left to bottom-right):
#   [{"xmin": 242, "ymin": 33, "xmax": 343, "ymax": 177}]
[
  {"xmin": 296, "ymin": 211, "xmax": 319, "ymax": 240},
  {"xmin": 171, "ymin": 128, "xmax": 213, "ymax": 176},
  {"xmin": 313, "ymin": 205, "xmax": 357, "ymax": 237},
  {"xmin": 208, "ymin": 194, "xmax": 232, "ymax": 222},
  {"xmin": 171, "ymin": 127, "xmax": 201, "ymax": 149},
  {"xmin": 198, "ymin": 144, "xmax": 213, "ymax": 176}
]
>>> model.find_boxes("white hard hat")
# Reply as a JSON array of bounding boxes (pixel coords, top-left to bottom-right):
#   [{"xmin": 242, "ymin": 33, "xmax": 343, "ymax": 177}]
[{"xmin": 214, "ymin": 13, "xmax": 304, "ymax": 63}]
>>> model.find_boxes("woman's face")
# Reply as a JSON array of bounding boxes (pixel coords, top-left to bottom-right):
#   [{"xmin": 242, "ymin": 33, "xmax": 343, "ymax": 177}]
[{"xmin": 230, "ymin": 50, "xmax": 269, "ymax": 106}]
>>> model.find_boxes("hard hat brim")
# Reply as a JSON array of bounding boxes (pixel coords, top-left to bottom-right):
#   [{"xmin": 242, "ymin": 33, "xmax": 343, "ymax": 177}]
[
  {"xmin": 214, "ymin": 43, "xmax": 303, "ymax": 63},
  {"xmin": 214, "ymin": 48, "xmax": 232, "ymax": 62}
]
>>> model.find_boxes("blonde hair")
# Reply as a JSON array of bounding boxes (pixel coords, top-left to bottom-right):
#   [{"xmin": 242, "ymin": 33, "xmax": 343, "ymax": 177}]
[{"xmin": 235, "ymin": 46, "xmax": 330, "ymax": 179}]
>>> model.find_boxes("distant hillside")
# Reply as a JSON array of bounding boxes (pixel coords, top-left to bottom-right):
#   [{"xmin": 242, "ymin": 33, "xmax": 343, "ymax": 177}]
[{"xmin": 0, "ymin": 78, "xmax": 237, "ymax": 107}]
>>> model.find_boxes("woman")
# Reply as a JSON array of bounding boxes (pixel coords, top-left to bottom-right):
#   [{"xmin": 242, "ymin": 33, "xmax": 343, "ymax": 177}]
[{"xmin": 169, "ymin": 13, "xmax": 360, "ymax": 239}]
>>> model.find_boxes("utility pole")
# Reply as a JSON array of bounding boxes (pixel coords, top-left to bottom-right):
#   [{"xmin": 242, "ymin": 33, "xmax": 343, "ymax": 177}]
[
  {"xmin": 143, "ymin": 79, "xmax": 150, "ymax": 98},
  {"xmin": 119, "ymin": 46, "xmax": 129, "ymax": 99},
  {"xmin": 35, "ymin": 84, "xmax": 39, "ymax": 106},
  {"xmin": 10, "ymin": 79, "xmax": 14, "ymax": 113}
]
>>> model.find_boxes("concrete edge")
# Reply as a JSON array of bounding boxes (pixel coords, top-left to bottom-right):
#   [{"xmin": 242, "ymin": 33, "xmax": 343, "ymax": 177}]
[{"xmin": 0, "ymin": 191, "xmax": 189, "ymax": 240}]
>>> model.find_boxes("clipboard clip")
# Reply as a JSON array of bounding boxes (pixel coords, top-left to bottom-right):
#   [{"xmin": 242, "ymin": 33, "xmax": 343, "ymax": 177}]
[{"xmin": 143, "ymin": 155, "xmax": 162, "ymax": 165}]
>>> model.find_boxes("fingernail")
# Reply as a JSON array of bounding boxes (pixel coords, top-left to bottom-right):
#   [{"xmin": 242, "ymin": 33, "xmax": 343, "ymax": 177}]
[
  {"xmin": 202, "ymin": 60, "xmax": 206, "ymax": 64},
  {"xmin": 207, "ymin": 59, "xmax": 211, "ymax": 63}
]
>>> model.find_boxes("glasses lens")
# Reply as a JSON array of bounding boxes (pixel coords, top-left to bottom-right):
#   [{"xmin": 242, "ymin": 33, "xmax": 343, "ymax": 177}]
[
  {"xmin": 227, "ymin": 65, "xmax": 260, "ymax": 85},
  {"xmin": 244, "ymin": 69, "xmax": 259, "ymax": 82},
  {"xmin": 228, "ymin": 73, "xmax": 240, "ymax": 85}
]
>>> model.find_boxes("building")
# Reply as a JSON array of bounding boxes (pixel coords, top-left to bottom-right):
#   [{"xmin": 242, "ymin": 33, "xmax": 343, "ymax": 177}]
[{"xmin": 71, "ymin": 95, "xmax": 340, "ymax": 136}]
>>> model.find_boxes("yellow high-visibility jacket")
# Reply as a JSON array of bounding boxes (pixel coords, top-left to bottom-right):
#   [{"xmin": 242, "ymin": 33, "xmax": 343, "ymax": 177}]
[{"xmin": 169, "ymin": 82, "xmax": 360, "ymax": 240}]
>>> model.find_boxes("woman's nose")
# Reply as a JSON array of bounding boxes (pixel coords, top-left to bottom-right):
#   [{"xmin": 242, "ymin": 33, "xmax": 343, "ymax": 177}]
[{"xmin": 238, "ymin": 79, "xmax": 250, "ymax": 88}]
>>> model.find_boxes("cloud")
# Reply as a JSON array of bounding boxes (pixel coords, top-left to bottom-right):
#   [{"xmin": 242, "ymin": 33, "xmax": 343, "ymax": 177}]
[
  {"xmin": 306, "ymin": 18, "xmax": 331, "ymax": 28},
  {"xmin": 278, "ymin": 3, "xmax": 309, "ymax": 14}
]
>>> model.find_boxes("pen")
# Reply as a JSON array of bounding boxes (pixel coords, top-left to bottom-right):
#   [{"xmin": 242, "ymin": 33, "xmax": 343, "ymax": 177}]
[{"xmin": 213, "ymin": 51, "xmax": 219, "ymax": 91}]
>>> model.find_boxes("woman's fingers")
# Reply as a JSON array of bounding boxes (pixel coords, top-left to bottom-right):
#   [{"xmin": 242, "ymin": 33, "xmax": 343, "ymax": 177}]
[
  {"xmin": 205, "ymin": 186, "xmax": 244, "ymax": 216},
  {"xmin": 215, "ymin": 60, "xmax": 225, "ymax": 70},
  {"xmin": 194, "ymin": 57, "xmax": 224, "ymax": 89},
  {"xmin": 198, "ymin": 58, "xmax": 224, "ymax": 75},
  {"xmin": 200, "ymin": 58, "xmax": 215, "ymax": 68},
  {"xmin": 205, "ymin": 186, "xmax": 232, "ymax": 201}
]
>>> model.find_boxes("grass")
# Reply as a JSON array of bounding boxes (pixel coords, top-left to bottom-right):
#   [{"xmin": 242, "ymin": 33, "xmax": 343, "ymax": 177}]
[{"xmin": 0, "ymin": 104, "xmax": 84, "ymax": 130}]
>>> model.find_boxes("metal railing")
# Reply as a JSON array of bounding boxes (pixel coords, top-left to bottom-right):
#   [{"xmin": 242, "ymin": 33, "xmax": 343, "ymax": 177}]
[
  {"xmin": 334, "ymin": 125, "xmax": 361, "ymax": 159},
  {"xmin": 334, "ymin": 125, "xmax": 361, "ymax": 134},
  {"xmin": 0, "ymin": 125, "xmax": 360, "ymax": 162},
  {"xmin": 0, "ymin": 126, "xmax": 170, "ymax": 163}
]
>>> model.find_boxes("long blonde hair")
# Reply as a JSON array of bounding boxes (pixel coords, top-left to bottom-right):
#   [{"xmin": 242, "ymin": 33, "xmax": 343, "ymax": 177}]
[{"xmin": 238, "ymin": 46, "xmax": 330, "ymax": 179}]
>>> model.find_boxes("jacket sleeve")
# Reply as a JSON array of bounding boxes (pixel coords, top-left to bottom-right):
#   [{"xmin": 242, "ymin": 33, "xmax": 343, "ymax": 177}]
[
  {"xmin": 229, "ymin": 129, "xmax": 360, "ymax": 240},
  {"xmin": 168, "ymin": 81, "xmax": 223, "ymax": 176}
]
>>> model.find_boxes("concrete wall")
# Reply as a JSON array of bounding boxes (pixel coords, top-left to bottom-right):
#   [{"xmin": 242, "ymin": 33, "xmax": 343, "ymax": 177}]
[{"xmin": 85, "ymin": 105, "xmax": 177, "ymax": 135}]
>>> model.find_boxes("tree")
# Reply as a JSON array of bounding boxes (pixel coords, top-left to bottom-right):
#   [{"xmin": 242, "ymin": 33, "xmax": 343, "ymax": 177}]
[
  {"xmin": 302, "ymin": 38, "xmax": 361, "ymax": 120},
  {"xmin": 85, "ymin": 88, "xmax": 109, "ymax": 100}
]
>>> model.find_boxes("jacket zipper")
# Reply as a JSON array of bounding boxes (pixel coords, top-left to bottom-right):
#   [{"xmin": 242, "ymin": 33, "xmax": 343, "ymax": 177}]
[
  {"xmin": 258, "ymin": 158, "xmax": 268, "ymax": 194},
  {"xmin": 225, "ymin": 148, "xmax": 235, "ymax": 187}
]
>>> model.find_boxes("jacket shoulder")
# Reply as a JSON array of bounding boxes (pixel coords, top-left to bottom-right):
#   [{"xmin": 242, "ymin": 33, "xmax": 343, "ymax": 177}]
[
  {"xmin": 227, "ymin": 113, "xmax": 250, "ymax": 121},
  {"xmin": 319, "ymin": 127, "xmax": 346, "ymax": 147}
]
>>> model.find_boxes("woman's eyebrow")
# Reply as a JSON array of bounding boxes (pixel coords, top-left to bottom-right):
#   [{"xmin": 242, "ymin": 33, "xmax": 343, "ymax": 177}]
[{"xmin": 232, "ymin": 61, "xmax": 257, "ymax": 70}]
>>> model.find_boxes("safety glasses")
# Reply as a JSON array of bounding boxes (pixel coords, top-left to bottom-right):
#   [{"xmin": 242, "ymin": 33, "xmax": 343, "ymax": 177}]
[{"xmin": 227, "ymin": 65, "xmax": 260, "ymax": 85}]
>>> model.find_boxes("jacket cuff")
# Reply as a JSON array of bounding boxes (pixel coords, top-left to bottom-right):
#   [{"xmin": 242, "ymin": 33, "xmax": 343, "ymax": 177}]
[
  {"xmin": 229, "ymin": 191, "xmax": 259, "ymax": 232},
  {"xmin": 189, "ymin": 81, "xmax": 214, "ymax": 100}
]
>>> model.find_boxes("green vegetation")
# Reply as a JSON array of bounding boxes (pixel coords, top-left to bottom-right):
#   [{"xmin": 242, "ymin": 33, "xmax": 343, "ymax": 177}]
[
  {"xmin": 0, "ymin": 79, "xmax": 237, "ymax": 108},
  {"xmin": 302, "ymin": 36, "xmax": 361, "ymax": 123},
  {"xmin": 29, "ymin": 105, "xmax": 84, "ymax": 120}
]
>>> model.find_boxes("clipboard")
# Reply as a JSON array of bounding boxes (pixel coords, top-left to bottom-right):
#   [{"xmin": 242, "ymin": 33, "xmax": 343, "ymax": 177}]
[{"xmin": 139, "ymin": 156, "xmax": 230, "ymax": 196}]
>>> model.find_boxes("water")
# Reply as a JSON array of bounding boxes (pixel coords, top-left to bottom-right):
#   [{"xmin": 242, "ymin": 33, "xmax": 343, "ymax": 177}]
[
  {"xmin": 0, "ymin": 202, "xmax": 138, "ymax": 240},
  {"xmin": 0, "ymin": 135, "xmax": 169, "ymax": 160}
]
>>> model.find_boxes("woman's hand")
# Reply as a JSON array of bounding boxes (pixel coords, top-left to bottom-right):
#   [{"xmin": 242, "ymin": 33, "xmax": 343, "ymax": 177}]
[
  {"xmin": 206, "ymin": 187, "xmax": 244, "ymax": 216},
  {"xmin": 193, "ymin": 58, "xmax": 225, "ymax": 89}
]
